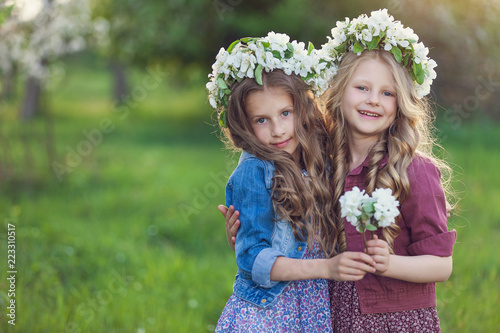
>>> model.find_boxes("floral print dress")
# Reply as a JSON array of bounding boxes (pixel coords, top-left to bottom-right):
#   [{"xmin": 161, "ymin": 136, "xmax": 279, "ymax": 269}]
[
  {"xmin": 329, "ymin": 280, "xmax": 441, "ymax": 332},
  {"xmin": 215, "ymin": 240, "xmax": 332, "ymax": 333}
]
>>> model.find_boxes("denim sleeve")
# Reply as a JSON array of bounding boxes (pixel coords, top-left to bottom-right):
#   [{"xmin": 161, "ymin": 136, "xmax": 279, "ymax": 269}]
[{"xmin": 226, "ymin": 158, "xmax": 284, "ymax": 288}]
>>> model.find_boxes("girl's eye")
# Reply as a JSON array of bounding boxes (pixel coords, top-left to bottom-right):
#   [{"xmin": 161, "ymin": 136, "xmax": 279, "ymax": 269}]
[
  {"xmin": 281, "ymin": 110, "xmax": 291, "ymax": 117},
  {"xmin": 256, "ymin": 118, "xmax": 266, "ymax": 124},
  {"xmin": 383, "ymin": 91, "xmax": 395, "ymax": 97},
  {"xmin": 356, "ymin": 86, "xmax": 367, "ymax": 91}
]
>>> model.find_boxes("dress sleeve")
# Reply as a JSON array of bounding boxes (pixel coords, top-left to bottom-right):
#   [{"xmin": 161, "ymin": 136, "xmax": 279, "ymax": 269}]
[
  {"xmin": 226, "ymin": 158, "xmax": 284, "ymax": 288},
  {"xmin": 400, "ymin": 157, "xmax": 457, "ymax": 257}
]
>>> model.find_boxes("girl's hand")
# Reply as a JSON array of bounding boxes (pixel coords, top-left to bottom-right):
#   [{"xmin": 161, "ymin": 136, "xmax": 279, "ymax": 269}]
[
  {"xmin": 366, "ymin": 235, "xmax": 390, "ymax": 274},
  {"xmin": 217, "ymin": 205, "xmax": 240, "ymax": 252},
  {"xmin": 326, "ymin": 251, "xmax": 376, "ymax": 281},
  {"xmin": 445, "ymin": 200, "xmax": 452, "ymax": 218}
]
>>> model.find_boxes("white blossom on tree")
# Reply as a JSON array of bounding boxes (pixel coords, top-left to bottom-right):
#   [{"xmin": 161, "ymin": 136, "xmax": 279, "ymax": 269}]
[{"xmin": 0, "ymin": 0, "xmax": 108, "ymax": 83}]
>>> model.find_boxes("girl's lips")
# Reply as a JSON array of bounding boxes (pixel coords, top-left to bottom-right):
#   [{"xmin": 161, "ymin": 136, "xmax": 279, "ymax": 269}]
[
  {"xmin": 272, "ymin": 139, "xmax": 291, "ymax": 148},
  {"xmin": 358, "ymin": 110, "xmax": 381, "ymax": 118}
]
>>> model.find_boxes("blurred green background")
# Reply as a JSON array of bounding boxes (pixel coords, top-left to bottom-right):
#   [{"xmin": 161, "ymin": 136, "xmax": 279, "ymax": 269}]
[{"xmin": 0, "ymin": 0, "xmax": 498, "ymax": 332}]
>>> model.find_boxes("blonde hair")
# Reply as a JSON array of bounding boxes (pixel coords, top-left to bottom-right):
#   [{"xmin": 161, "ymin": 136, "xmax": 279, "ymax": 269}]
[
  {"xmin": 221, "ymin": 69, "xmax": 339, "ymax": 257},
  {"xmin": 323, "ymin": 50, "xmax": 454, "ymax": 253}
]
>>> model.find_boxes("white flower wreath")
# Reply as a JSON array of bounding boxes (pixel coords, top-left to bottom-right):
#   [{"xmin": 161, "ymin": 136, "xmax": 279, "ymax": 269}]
[
  {"xmin": 206, "ymin": 32, "xmax": 337, "ymax": 127},
  {"xmin": 321, "ymin": 8, "xmax": 437, "ymax": 98}
]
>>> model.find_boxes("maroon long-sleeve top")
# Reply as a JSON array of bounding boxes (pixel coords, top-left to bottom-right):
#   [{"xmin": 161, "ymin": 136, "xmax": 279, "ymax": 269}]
[{"xmin": 344, "ymin": 153, "xmax": 457, "ymax": 314}]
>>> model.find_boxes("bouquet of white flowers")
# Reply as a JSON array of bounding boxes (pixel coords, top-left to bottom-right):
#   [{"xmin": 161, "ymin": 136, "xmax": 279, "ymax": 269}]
[{"xmin": 339, "ymin": 187, "xmax": 400, "ymax": 252}]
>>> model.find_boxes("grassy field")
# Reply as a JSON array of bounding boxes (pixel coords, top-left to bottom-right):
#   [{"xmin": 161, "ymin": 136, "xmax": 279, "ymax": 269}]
[{"xmin": 0, "ymin": 53, "xmax": 498, "ymax": 332}]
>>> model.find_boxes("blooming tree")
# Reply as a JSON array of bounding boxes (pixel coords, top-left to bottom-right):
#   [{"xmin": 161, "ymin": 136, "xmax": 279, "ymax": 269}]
[{"xmin": 0, "ymin": 0, "xmax": 108, "ymax": 118}]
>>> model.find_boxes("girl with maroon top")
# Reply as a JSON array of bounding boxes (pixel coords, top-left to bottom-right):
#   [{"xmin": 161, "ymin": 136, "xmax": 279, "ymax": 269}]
[{"xmin": 321, "ymin": 10, "xmax": 456, "ymax": 332}]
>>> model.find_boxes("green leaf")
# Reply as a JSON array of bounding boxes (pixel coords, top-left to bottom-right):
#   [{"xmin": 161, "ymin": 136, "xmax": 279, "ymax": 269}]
[
  {"xmin": 365, "ymin": 223, "xmax": 378, "ymax": 231},
  {"xmin": 413, "ymin": 62, "xmax": 420, "ymax": 76},
  {"xmin": 304, "ymin": 71, "xmax": 315, "ymax": 80},
  {"xmin": 0, "ymin": 5, "xmax": 14, "ymax": 25},
  {"xmin": 367, "ymin": 36, "xmax": 380, "ymax": 51},
  {"xmin": 391, "ymin": 46, "xmax": 403, "ymax": 63},
  {"xmin": 240, "ymin": 37, "xmax": 255, "ymax": 44},
  {"xmin": 362, "ymin": 202, "xmax": 375, "ymax": 214},
  {"xmin": 226, "ymin": 39, "xmax": 241, "ymax": 54},
  {"xmin": 360, "ymin": 212, "xmax": 368, "ymax": 222},
  {"xmin": 413, "ymin": 62, "xmax": 425, "ymax": 84},
  {"xmin": 271, "ymin": 50, "xmax": 281, "ymax": 59},
  {"xmin": 403, "ymin": 53, "xmax": 411, "ymax": 67},
  {"xmin": 353, "ymin": 42, "xmax": 364, "ymax": 54},
  {"xmin": 218, "ymin": 110, "xmax": 227, "ymax": 128},
  {"xmin": 287, "ymin": 42, "xmax": 294, "ymax": 53},
  {"xmin": 255, "ymin": 64, "xmax": 263, "ymax": 85},
  {"xmin": 416, "ymin": 69, "xmax": 425, "ymax": 85},
  {"xmin": 307, "ymin": 41, "xmax": 315, "ymax": 55},
  {"xmin": 217, "ymin": 77, "xmax": 228, "ymax": 90},
  {"xmin": 335, "ymin": 43, "xmax": 347, "ymax": 54}
]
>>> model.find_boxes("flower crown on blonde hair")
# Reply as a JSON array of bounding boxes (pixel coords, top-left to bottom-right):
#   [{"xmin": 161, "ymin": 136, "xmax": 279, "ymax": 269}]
[
  {"xmin": 206, "ymin": 32, "xmax": 338, "ymax": 127},
  {"xmin": 321, "ymin": 8, "xmax": 437, "ymax": 98}
]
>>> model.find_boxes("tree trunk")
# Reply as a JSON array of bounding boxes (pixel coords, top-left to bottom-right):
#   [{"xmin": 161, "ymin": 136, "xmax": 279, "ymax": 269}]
[
  {"xmin": 109, "ymin": 60, "xmax": 129, "ymax": 105},
  {"xmin": 20, "ymin": 76, "xmax": 42, "ymax": 120},
  {"xmin": 2, "ymin": 68, "xmax": 17, "ymax": 100}
]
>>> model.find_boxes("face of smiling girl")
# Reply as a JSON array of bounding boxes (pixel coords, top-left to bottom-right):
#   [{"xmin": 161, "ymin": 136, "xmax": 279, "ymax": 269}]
[
  {"xmin": 245, "ymin": 87, "xmax": 300, "ymax": 163},
  {"xmin": 342, "ymin": 58, "xmax": 398, "ymax": 144}
]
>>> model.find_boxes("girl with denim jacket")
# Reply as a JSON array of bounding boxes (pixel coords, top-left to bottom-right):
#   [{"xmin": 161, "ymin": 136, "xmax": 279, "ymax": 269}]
[
  {"xmin": 207, "ymin": 33, "xmax": 376, "ymax": 332},
  {"xmin": 322, "ymin": 10, "xmax": 457, "ymax": 332}
]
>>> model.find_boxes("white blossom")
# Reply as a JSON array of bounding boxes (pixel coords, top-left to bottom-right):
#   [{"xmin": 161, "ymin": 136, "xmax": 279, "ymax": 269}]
[
  {"xmin": 425, "ymin": 59, "xmax": 438, "ymax": 80},
  {"xmin": 361, "ymin": 29, "xmax": 373, "ymax": 42},
  {"xmin": 237, "ymin": 53, "xmax": 256, "ymax": 79},
  {"xmin": 339, "ymin": 187, "xmax": 400, "ymax": 232},
  {"xmin": 413, "ymin": 43, "xmax": 429, "ymax": 64},
  {"xmin": 415, "ymin": 82, "xmax": 431, "ymax": 98},
  {"xmin": 366, "ymin": 8, "xmax": 393, "ymax": 36},
  {"xmin": 372, "ymin": 188, "xmax": 400, "ymax": 227},
  {"xmin": 339, "ymin": 187, "xmax": 369, "ymax": 226}
]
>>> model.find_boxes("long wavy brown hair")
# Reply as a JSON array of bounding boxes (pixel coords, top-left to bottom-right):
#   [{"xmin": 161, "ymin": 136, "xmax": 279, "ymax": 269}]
[
  {"xmin": 323, "ymin": 50, "xmax": 454, "ymax": 253},
  {"xmin": 220, "ymin": 69, "xmax": 339, "ymax": 257}
]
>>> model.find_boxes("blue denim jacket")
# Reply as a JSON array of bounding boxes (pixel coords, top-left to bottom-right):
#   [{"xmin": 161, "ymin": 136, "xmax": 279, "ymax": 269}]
[{"xmin": 225, "ymin": 151, "xmax": 307, "ymax": 309}]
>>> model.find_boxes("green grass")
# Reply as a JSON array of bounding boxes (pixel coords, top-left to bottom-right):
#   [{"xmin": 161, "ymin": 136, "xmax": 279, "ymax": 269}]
[
  {"xmin": 0, "ymin": 54, "xmax": 238, "ymax": 332},
  {"xmin": 0, "ymin": 53, "xmax": 498, "ymax": 332},
  {"xmin": 435, "ymin": 122, "xmax": 500, "ymax": 332}
]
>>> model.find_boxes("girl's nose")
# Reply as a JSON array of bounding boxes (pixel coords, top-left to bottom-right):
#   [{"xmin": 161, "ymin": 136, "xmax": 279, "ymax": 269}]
[
  {"xmin": 367, "ymin": 91, "xmax": 380, "ymax": 106},
  {"xmin": 271, "ymin": 121, "xmax": 286, "ymax": 137}
]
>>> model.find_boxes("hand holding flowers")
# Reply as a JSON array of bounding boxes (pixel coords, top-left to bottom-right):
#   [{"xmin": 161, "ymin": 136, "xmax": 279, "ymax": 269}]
[
  {"xmin": 339, "ymin": 187, "xmax": 400, "ymax": 253},
  {"xmin": 366, "ymin": 235, "xmax": 391, "ymax": 274}
]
